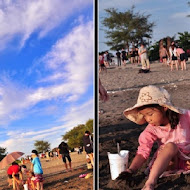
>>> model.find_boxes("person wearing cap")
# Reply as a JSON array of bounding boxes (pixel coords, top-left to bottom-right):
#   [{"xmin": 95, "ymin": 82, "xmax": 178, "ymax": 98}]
[
  {"xmin": 83, "ymin": 131, "xmax": 94, "ymax": 167},
  {"xmin": 31, "ymin": 150, "xmax": 43, "ymax": 190},
  {"xmin": 117, "ymin": 85, "xmax": 190, "ymax": 190}
]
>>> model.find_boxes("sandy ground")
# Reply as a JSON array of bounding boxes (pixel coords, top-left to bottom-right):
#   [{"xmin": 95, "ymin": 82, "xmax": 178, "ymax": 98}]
[
  {"xmin": 0, "ymin": 152, "xmax": 93, "ymax": 190},
  {"xmin": 99, "ymin": 60, "xmax": 190, "ymax": 190}
]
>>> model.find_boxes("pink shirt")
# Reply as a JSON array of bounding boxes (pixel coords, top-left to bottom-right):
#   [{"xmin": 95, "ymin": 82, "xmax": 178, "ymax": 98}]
[
  {"xmin": 176, "ymin": 48, "xmax": 185, "ymax": 55},
  {"xmin": 137, "ymin": 110, "xmax": 190, "ymax": 160}
]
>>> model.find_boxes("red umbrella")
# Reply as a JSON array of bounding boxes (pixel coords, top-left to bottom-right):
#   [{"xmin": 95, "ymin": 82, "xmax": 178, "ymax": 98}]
[{"xmin": 0, "ymin": 151, "xmax": 24, "ymax": 169}]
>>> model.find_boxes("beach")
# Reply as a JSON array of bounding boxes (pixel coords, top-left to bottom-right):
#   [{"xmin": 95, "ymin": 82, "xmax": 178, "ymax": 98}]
[
  {"xmin": 99, "ymin": 60, "xmax": 190, "ymax": 190},
  {"xmin": 0, "ymin": 152, "xmax": 93, "ymax": 190}
]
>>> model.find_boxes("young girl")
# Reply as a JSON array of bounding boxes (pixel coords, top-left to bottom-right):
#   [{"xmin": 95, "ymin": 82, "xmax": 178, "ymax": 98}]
[
  {"xmin": 119, "ymin": 85, "xmax": 190, "ymax": 190},
  {"xmin": 31, "ymin": 150, "xmax": 43, "ymax": 190}
]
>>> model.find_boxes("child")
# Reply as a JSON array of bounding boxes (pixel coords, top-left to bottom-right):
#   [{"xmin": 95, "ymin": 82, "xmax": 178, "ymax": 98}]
[
  {"xmin": 117, "ymin": 85, "xmax": 190, "ymax": 190},
  {"xmin": 31, "ymin": 150, "xmax": 43, "ymax": 190},
  {"xmin": 20, "ymin": 165, "xmax": 36, "ymax": 190},
  {"xmin": 7, "ymin": 162, "xmax": 22, "ymax": 190}
]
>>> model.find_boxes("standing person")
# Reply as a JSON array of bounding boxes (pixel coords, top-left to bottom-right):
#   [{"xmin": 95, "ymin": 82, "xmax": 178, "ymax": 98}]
[
  {"xmin": 83, "ymin": 131, "xmax": 94, "ymax": 167},
  {"xmin": 135, "ymin": 46, "xmax": 139, "ymax": 65},
  {"xmin": 129, "ymin": 47, "xmax": 136, "ymax": 64},
  {"xmin": 121, "ymin": 48, "xmax": 127, "ymax": 66},
  {"xmin": 169, "ymin": 43, "xmax": 178, "ymax": 71},
  {"xmin": 116, "ymin": 50, "xmax": 121, "ymax": 66},
  {"xmin": 138, "ymin": 43, "xmax": 150, "ymax": 70},
  {"xmin": 176, "ymin": 46, "xmax": 187, "ymax": 71},
  {"xmin": 103, "ymin": 51, "xmax": 109, "ymax": 67},
  {"xmin": 99, "ymin": 52, "xmax": 107, "ymax": 73},
  {"xmin": 116, "ymin": 85, "xmax": 190, "ymax": 190},
  {"xmin": 159, "ymin": 45, "xmax": 169, "ymax": 66},
  {"xmin": 31, "ymin": 150, "xmax": 43, "ymax": 190},
  {"xmin": 58, "ymin": 141, "xmax": 72, "ymax": 171}
]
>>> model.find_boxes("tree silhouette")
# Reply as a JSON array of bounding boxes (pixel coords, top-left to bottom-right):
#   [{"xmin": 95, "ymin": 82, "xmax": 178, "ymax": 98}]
[
  {"xmin": 101, "ymin": 7, "xmax": 155, "ymax": 51},
  {"xmin": 34, "ymin": 140, "xmax": 50, "ymax": 153},
  {"xmin": 62, "ymin": 119, "xmax": 93, "ymax": 149},
  {"xmin": 177, "ymin": 31, "xmax": 190, "ymax": 51}
]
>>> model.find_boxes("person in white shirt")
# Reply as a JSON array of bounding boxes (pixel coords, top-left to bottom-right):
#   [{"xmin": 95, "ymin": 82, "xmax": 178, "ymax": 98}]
[
  {"xmin": 169, "ymin": 42, "xmax": 178, "ymax": 71},
  {"xmin": 138, "ymin": 43, "xmax": 150, "ymax": 70}
]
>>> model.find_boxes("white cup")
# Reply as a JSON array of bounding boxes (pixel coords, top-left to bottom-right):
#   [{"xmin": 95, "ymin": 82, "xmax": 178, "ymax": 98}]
[
  {"xmin": 107, "ymin": 150, "xmax": 129, "ymax": 180},
  {"xmin": 23, "ymin": 183, "xmax": 28, "ymax": 190}
]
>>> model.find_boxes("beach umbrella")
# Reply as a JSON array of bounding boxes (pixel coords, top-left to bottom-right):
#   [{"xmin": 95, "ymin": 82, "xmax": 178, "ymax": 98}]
[{"xmin": 0, "ymin": 151, "xmax": 24, "ymax": 169}]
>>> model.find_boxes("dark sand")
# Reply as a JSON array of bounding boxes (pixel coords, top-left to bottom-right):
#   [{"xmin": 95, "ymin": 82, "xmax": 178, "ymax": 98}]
[
  {"xmin": 99, "ymin": 60, "xmax": 190, "ymax": 190},
  {"xmin": 0, "ymin": 152, "xmax": 93, "ymax": 190}
]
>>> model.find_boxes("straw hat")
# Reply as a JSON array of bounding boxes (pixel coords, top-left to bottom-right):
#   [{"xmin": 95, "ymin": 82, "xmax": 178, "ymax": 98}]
[{"xmin": 123, "ymin": 85, "xmax": 182, "ymax": 125}]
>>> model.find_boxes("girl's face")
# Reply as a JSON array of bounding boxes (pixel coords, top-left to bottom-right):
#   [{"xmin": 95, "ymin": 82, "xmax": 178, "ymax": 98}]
[{"xmin": 139, "ymin": 107, "xmax": 169, "ymax": 126}]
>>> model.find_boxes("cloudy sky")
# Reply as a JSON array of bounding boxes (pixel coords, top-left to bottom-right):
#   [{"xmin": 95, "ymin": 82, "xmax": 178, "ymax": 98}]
[
  {"xmin": 99, "ymin": 0, "xmax": 190, "ymax": 52},
  {"xmin": 0, "ymin": 0, "xmax": 94, "ymax": 155}
]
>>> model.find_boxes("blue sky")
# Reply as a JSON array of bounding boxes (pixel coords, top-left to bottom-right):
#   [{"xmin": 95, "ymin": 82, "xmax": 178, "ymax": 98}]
[
  {"xmin": 99, "ymin": 0, "xmax": 190, "ymax": 52},
  {"xmin": 0, "ymin": 0, "xmax": 94, "ymax": 155}
]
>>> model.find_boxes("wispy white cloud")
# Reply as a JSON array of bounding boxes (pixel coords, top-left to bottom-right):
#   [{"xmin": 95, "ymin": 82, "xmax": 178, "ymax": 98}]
[
  {"xmin": 0, "ymin": 98, "xmax": 93, "ymax": 154},
  {"xmin": 0, "ymin": 0, "xmax": 92, "ymax": 50},
  {"xmin": 0, "ymin": 20, "xmax": 93, "ymax": 125},
  {"xmin": 171, "ymin": 12, "xmax": 190, "ymax": 19}
]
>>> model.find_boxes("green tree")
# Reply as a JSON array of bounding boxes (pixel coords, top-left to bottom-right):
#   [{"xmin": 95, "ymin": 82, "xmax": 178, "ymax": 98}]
[
  {"xmin": 34, "ymin": 140, "xmax": 50, "ymax": 153},
  {"xmin": 177, "ymin": 31, "xmax": 190, "ymax": 51},
  {"xmin": 101, "ymin": 7, "xmax": 155, "ymax": 51},
  {"xmin": 62, "ymin": 119, "xmax": 93, "ymax": 149},
  {"xmin": 0, "ymin": 147, "xmax": 7, "ymax": 161}
]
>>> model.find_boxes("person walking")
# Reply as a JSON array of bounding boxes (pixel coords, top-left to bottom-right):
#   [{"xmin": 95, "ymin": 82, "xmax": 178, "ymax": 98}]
[
  {"xmin": 58, "ymin": 141, "xmax": 72, "ymax": 171},
  {"xmin": 83, "ymin": 131, "xmax": 94, "ymax": 167}
]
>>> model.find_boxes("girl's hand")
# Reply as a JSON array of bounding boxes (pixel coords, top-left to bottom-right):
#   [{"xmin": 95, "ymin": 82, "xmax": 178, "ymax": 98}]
[{"xmin": 115, "ymin": 170, "xmax": 134, "ymax": 187}]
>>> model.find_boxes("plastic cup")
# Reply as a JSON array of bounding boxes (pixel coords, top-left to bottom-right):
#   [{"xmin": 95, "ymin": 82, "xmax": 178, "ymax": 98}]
[
  {"xmin": 23, "ymin": 184, "xmax": 28, "ymax": 190},
  {"xmin": 107, "ymin": 150, "xmax": 129, "ymax": 180}
]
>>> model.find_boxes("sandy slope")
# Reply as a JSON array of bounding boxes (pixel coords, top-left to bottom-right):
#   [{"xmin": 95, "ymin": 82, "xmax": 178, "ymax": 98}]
[{"xmin": 99, "ymin": 61, "xmax": 190, "ymax": 190}]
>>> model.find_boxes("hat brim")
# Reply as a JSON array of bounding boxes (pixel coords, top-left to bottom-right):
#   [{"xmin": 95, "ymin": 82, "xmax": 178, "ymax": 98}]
[{"xmin": 123, "ymin": 103, "xmax": 182, "ymax": 125}]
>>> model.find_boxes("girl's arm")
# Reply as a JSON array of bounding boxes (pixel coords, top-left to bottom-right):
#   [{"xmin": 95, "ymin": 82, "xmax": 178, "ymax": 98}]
[
  {"xmin": 31, "ymin": 163, "xmax": 33, "ymax": 171},
  {"xmin": 128, "ymin": 154, "xmax": 146, "ymax": 173}
]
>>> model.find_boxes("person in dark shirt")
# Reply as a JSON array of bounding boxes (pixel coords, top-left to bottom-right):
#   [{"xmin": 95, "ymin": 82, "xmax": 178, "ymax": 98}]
[
  {"xmin": 121, "ymin": 48, "xmax": 127, "ymax": 66},
  {"xmin": 83, "ymin": 131, "xmax": 94, "ymax": 167},
  {"xmin": 58, "ymin": 141, "xmax": 72, "ymax": 171},
  {"xmin": 116, "ymin": 50, "xmax": 121, "ymax": 66}
]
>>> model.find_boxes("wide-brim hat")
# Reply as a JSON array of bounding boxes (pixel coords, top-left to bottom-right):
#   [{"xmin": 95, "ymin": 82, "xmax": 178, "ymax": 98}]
[{"xmin": 123, "ymin": 85, "xmax": 182, "ymax": 125}]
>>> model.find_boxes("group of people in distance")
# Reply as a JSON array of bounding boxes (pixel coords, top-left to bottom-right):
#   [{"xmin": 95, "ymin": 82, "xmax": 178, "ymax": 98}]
[
  {"xmin": 159, "ymin": 41, "xmax": 188, "ymax": 71},
  {"xmin": 6, "ymin": 131, "xmax": 94, "ymax": 190},
  {"xmin": 100, "ymin": 40, "xmax": 188, "ymax": 74},
  {"xmin": 99, "ymin": 51, "xmax": 113, "ymax": 72},
  {"xmin": 115, "ymin": 42, "xmax": 150, "ymax": 73}
]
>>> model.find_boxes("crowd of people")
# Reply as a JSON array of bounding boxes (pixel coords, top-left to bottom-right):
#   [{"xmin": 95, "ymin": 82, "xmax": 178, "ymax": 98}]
[
  {"xmin": 99, "ymin": 39, "xmax": 188, "ymax": 74},
  {"xmin": 5, "ymin": 131, "xmax": 94, "ymax": 190},
  {"xmin": 160, "ymin": 41, "xmax": 188, "ymax": 71}
]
